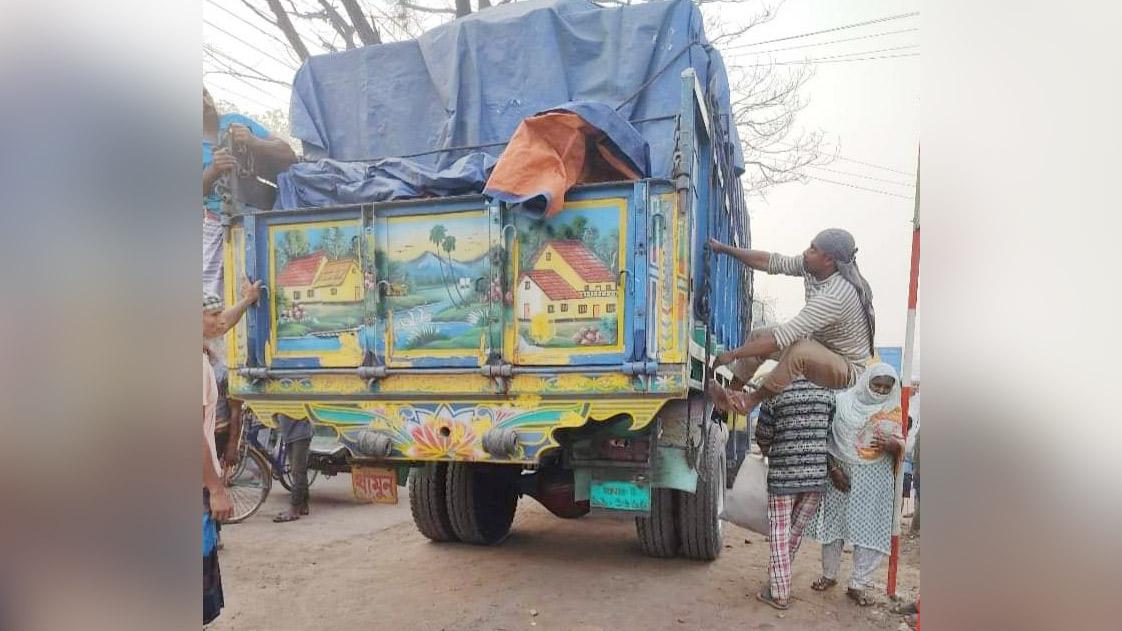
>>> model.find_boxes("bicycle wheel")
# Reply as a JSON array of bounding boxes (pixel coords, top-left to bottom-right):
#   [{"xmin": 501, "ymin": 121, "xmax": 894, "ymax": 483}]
[
  {"xmin": 279, "ymin": 456, "xmax": 320, "ymax": 491},
  {"xmin": 225, "ymin": 447, "xmax": 272, "ymax": 524}
]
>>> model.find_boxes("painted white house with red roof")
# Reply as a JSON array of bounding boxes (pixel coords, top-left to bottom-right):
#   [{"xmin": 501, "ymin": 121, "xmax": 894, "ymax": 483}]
[
  {"xmin": 277, "ymin": 251, "xmax": 363, "ymax": 305},
  {"xmin": 277, "ymin": 251, "xmax": 327, "ymax": 304},
  {"xmin": 517, "ymin": 239, "xmax": 619, "ymax": 322}
]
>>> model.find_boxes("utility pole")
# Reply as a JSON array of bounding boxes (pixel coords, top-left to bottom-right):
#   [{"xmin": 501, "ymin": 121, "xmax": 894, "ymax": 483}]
[{"xmin": 887, "ymin": 146, "xmax": 920, "ymax": 598}]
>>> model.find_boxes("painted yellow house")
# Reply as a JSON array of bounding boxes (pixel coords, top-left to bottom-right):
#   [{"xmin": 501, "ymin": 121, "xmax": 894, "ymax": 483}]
[
  {"xmin": 312, "ymin": 259, "xmax": 363, "ymax": 303},
  {"xmin": 518, "ymin": 239, "xmax": 618, "ymax": 322},
  {"xmin": 277, "ymin": 252, "xmax": 362, "ymax": 304},
  {"xmin": 277, "ymin": 251, "xmax": 327, "ymax": 304}
]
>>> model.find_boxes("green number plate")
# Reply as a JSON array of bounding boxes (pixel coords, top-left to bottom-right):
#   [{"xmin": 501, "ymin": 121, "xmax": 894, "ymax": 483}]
[{"xmin": 590, "ymin": 479, "xmax": 651, "ymax": 512}]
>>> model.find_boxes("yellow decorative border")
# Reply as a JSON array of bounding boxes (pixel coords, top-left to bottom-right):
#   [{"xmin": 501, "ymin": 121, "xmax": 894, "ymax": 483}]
[
  {"xmin": 268, "ymin": 218, "xmax": 365, "ymax": 367},
  {"xmin": 242, "ymin": 395, "xmax": 672, "ymax": 458},
  {"xmin": 224, "ymin": 225, "xmax": 248, "ymax": 369},
  {"xmin": 380, "ymin": 208, "xmax": 491, "ymax": 363},
  {"xmin": 509, "ymin": 197, "xmax": 630, "ymax": 365}
]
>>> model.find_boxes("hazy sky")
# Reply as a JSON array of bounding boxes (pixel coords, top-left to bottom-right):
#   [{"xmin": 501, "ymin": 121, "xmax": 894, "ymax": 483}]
[{"xmin": 202, "ymin": 0, "xmax": 921, "ymax": 371}]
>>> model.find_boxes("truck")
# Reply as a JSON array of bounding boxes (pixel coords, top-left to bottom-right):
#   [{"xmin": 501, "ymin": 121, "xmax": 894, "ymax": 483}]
[{"xmin": 221, "ymin": 0, "xmax": 753, "ymax": 560}]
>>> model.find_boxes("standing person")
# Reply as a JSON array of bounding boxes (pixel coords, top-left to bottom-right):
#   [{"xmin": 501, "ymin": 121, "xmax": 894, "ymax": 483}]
[
  {"xmin": 753, "ymin": 379, "xmax": 836, "ymax": 610},
  {"xmin": 706, "ymin": 229, "xmax": 875, "ymax": 414},
  {"xmin": 272, "ymin": 414, "xmax": 313, "ymax": 523},
  {"xmin": 205, "ymin": 277, "xmax": 263, "ymax": 549},
  {"xmin": 805, "ymin": 363, "xmax": 905, "ymax": 607},
  {"xmin": 203, "ymin": 294, "xmax": 235, "ymax": 625},
  {"xmin": 909, "ymin": 432, "xmax": 921, "ymax": 534},
  {"xmin": 205, "ymin": 276, "xmax": 263, "ymax": 461}
]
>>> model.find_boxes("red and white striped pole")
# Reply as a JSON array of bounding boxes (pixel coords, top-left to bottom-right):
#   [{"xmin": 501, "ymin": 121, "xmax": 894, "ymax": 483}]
[{"xmin": 887, "ymin": 148, "xmax": 920, "ymax": 598}]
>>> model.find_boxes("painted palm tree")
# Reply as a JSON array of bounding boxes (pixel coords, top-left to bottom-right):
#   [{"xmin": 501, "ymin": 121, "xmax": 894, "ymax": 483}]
[
  {"xmin": 428, "ymin": 224, "xmax": 459, "ymax": 306},
  {"xmin": 441, "ymin": 234, "xmax": 468, "ymax": 304}
]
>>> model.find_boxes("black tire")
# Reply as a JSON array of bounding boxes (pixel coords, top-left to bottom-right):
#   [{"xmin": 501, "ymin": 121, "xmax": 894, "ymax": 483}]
[
  {"xmin": 677, "ymin": 423, "xmax": 727, "ymax": 561},
  {"xmin": 445, "ymin": 463, "xmax": 519, "ymax": 545},
  {"xmin": 635, "ymin": 487, "xmax": 679, "ymax": 558},
  {"xmin": 409, "ymin": 463, "xmax": 459, "ymax": 542}
]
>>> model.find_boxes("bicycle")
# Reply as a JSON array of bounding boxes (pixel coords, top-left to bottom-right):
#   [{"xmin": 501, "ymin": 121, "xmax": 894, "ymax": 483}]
[{"xmin": 224, "ymin": 411, "xmax": 324, "ymax": 523}]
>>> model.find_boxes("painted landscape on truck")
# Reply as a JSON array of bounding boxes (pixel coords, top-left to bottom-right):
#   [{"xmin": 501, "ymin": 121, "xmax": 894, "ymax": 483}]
[
  {"xmin": 371, "ymin": 210, "xmax": 497, "ymax": 356},
  {"xmin": 514, "ymin": 202, "xmax": 625, "ymax": 352},
  {"xmin": 271, "ymin": 221, "xmax": 365, "ymax": 354}
]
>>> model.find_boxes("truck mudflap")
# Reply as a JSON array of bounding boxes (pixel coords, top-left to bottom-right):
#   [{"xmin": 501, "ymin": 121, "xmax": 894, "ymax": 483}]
[{"xmin": 242, "ymin": 397, "xmax": 671, "ymax": 465}]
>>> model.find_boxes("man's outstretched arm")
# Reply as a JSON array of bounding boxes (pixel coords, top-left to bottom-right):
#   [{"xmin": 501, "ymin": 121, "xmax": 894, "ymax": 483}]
[
  {"xmin": 219, "ymin": 277, "xmax": 263, "ymax": 336},
  {"xmin": 708, "ymin": 238, "xmax": 771, "ymax": 271}
]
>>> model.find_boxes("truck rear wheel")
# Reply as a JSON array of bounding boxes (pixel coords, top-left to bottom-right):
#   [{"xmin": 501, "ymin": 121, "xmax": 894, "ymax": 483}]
[
  {"xmin": 446, "ymin": 463, "xmax": 519, "ymax": 545},
  {"xmin": 677, "ymin": 423, "xmax": 727, "ymax": 560},
  {"xmin": 635, "ymin": 487, "xmax": 679, "ymax": 558},
  {"xmin": 409, "ymin": 463, "xmax": 459, "ymax": 542}
]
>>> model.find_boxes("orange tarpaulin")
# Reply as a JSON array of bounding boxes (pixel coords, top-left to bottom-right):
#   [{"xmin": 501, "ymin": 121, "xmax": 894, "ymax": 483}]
[{"xmin": 484, "ymin": 111, "xmax": 641, "ymax": 217}]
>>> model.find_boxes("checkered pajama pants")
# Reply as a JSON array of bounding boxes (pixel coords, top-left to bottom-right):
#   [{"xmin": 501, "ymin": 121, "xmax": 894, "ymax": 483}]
[{"xmin": 767, "ymin": 491, "xmax": 823, "ymax": 603}]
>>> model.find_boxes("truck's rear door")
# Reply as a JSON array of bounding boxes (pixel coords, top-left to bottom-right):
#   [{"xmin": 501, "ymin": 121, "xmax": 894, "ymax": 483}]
[{"xmin": 504, "ymin": 183, "xmax": 642, "ymax": 368}]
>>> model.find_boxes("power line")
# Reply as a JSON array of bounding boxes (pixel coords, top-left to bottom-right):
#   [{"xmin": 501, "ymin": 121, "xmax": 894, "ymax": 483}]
[
  {"xmin": 750, "ymin": 141, "xmax": 919, "ymax": 177},
  {"xmin": 720, "ymin": 27, "xmax": 918, "ymax": 56},
  {"xmin": 727, "ymin": 44, "xmax": 919, "ymax": 62},
  {"xmin": 722, "ymin": 11, "xmax": 919, "ymax": 50},
  {"xmin": 203, "ymin": 18, "xmax": 299, "ymax": 71},
  {"xmin": 830, "ymin": 153, "xmax": 917, "ymax": 176},
  {"xmin": 203, "ymin": 71, "xmax": 279, "ymax": 110},
  {"xmin": 204, "ymin": 45, "xmax": 292, "ymax": 86},
  {"xmin": 203, "ymin": 55, "xmax": 286, "ymax": 102},
  {"xmin": 201, "ymin": 0, "xmax": 298, "ymax": 64},
  {"xmin": 801, "ymin": 174, "xmax": 915, "ymax": 199},
  {"xmin": 807, "ymin": 165, "xmax": 915, "ymax": 187},
  {"xmin": 747, "ymin": 52, "xmax": 920, "ymax": 67}
]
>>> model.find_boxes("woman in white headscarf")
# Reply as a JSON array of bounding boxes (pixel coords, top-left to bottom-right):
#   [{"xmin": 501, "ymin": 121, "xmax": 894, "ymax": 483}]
[{"xmin": 805, "ymin": 362, "xmax": 904, "ymax": 606}]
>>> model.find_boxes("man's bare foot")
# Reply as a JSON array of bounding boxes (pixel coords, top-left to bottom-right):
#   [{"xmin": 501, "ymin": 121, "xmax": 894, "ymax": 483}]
[
  {"xmin": 273, "ymin": 509, "xmax": 300, "ymax": 523},
  {"xmin": 708, "ymin": 380, "xmax": 734, "ymax": 411},
  {"xmin": 707, "ymin": 381, "xmax": 753, "ymax": 413}
]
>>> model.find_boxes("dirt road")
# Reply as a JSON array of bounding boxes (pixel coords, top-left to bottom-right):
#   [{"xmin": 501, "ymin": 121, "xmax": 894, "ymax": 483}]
[{"xmin": 209, "ymin": 475, "xmax": 919, "ymax": 631}]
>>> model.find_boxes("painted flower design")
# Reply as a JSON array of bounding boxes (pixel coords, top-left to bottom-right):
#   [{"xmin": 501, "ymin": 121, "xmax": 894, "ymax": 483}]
[{"xmin": 406, "ymin": 405, "xmax": 485, "ymax": 459}]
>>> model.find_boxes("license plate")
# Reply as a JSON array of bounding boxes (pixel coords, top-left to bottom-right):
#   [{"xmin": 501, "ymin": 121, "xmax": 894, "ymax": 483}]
[
  {"xmin": 351, "ymin": 466, "xmax": 398, "ymax": 504},
  {"xmin": 590, "ymin": 478, "xmax": 651, "ymax": 512}
]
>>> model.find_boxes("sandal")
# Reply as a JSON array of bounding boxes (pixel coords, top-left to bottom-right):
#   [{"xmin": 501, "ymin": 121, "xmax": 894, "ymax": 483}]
[
  {"xmin": 811, "ymin": 577, "xmax": 837, "ymax": 591},
  {"xmin": 891, "ymin": 601, "xmax": 918, "ymax": 615},
  {"xmin": 755, "ymin": 588, "xmax": 790, "ymax": 611},
  {"xmin": 847, "ymin": 588, "xmax": 876, "ymax": 607},
  {"xmin": 298, "ymin": 504, "xmax": 309, "ymax": 516}
]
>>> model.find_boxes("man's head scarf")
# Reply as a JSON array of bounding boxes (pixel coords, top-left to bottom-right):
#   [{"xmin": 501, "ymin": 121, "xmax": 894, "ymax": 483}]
[
  {"xmin": 203, "ymin": 293, "xmax": 224, "ymax": 314},
  {"xmin": 812, "ymin": 228, "xmax": 875, "ymax": 353}
]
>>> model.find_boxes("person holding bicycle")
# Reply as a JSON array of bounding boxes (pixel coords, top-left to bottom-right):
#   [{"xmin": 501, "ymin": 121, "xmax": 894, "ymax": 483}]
[{"xmin": 273, "ymin": 414, "xmax": 313, "ymax": 523}]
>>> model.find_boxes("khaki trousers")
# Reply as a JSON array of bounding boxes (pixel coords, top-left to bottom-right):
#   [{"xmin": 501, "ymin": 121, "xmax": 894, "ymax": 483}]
[{"xmin": 730, "ymin": 327, "xmax": 854, "ymax": 395}]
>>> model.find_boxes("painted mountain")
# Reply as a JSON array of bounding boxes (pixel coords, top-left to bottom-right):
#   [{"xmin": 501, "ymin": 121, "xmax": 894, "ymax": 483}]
[{"xmin": 399, "ymin": 251, "xmax": 489, "ymax": 286}]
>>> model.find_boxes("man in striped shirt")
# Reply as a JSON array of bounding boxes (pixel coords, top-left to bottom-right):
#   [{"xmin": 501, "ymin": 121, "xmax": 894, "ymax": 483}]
[{"xmin": 707, "ymin": 229, "xmax": 875, "ymax": 414}]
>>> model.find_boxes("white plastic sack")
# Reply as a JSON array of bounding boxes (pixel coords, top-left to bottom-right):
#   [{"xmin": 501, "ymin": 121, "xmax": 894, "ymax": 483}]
[{"xmin": 720, "ymin": 454, "xmax": 770, "ymax": 535}]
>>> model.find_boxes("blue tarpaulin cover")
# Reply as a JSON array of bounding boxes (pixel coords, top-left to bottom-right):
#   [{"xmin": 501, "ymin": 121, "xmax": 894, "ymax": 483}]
[{"xmin": 277, "ymin": 0, "xmax": 741, "ymax": 209}]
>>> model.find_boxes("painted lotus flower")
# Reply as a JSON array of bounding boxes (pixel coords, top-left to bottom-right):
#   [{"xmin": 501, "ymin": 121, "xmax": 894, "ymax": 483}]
[{"xmin": 406, "ymin": 405, "xmax": 485, "ymax": 459}]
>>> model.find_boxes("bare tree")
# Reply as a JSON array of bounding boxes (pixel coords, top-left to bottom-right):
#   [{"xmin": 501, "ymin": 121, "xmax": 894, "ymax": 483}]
[
  {"xmin": 261, "ymin": 0, "xmax": 312, "ymax": 60},
  {"xmin": 701, "ymin": 0, "xmax": 832, "ymax": 198},
  {"xmin": 729, "ymin": 61, "xmax": 832, "ymax": 197},
  {"xmin": 242, "ymin": 0, "xmax": 489, "ymax": 62}
]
